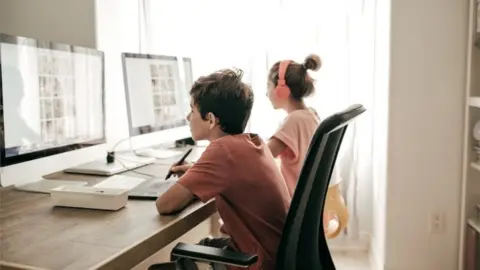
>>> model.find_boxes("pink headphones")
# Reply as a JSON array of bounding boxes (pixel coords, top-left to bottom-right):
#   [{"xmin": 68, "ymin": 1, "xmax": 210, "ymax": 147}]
[{"xmin": 275, "ymin": 60, "xmax": 292, "ymax": 99}]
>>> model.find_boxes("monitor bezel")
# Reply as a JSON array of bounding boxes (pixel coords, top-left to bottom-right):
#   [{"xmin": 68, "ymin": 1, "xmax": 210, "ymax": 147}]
[
  {"xmin": 0, "ymin": 33, "xmax": 106, "ymax": 167},
  {"xmin": 121, "ymin": 52, "xmax": 191, "ymax": 137},
  {"xmin": 182, "ymin": 57, "xmax": 193, "ymax": 89}
]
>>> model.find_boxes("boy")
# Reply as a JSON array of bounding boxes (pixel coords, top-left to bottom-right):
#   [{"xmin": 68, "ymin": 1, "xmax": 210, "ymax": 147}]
[{"xmin": 155, "ymin": 69, "xmax": 290, "ymax": 270}]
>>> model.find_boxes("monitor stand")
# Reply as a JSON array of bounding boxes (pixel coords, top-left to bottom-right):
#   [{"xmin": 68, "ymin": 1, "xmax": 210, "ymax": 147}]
[{"xmin": 64, "ymin": 153, "xmax": 156, "ymax": 176}]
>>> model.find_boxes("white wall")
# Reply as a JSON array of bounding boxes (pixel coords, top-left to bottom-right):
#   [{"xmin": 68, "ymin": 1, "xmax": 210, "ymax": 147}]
[
  {"xmin": 94, "ymin": 0, "xmax": 139, "ymax": 148},
  {"xmin": 370, "ymin": 0, "xmax": 390, "ymax": 267},
  {"xmin": 372, "ymin": 0, "xmax": 469, "ymax": 269},
  {"xmin": 0, "ymin": 0, "xmax": 96, "ymax": 48},
  {"xmin": 95, "ymin": 0, "xmax": 190, "ymax": 152},
  {"xmin": 0, "ymin": 1, "xmax": 5, "ymax": 29}
]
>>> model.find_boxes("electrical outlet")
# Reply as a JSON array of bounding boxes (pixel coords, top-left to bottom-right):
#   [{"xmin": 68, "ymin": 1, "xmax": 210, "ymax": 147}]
[{"xmin": 429, "ymin": 212, "xmax": 446, "ymax": 234}]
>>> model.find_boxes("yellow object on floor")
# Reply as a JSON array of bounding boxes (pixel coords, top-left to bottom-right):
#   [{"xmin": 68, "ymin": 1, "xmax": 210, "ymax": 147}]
[{"xmin": 324, "ymin": 184, "xmax": 349, "ymax": 239}]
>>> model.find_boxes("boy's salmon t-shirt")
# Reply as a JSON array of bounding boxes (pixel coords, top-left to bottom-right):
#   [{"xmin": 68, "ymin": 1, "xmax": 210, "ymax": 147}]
[
  {"xmin": 272, "ymin": 109, "xmax": 320, "ymax": 197},
  {"xmin": 177, "ymin": 134, "xmax": 290, "ymax": 270}
]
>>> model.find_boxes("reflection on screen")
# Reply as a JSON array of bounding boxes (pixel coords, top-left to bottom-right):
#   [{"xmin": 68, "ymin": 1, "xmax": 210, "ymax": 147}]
[
  {"xmin": 1, "ymin": 42, "xmax": 104, "ymax": 157},
  {"xmin": 123, "ymin": 54, "xmax": 190, "ymax": 136}
]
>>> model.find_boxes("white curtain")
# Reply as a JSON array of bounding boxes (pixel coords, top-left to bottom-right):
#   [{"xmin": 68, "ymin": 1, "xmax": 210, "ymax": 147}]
[{"xmin": 142, "ymin": 0, "xmax": 375, "ymax": 244}]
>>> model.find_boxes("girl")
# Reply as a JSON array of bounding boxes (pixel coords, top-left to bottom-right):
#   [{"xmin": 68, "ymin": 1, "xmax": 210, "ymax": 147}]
[
  {"xmin": 266, "ymin": 54, "xmax": 347, "ymax": 238},
  {"xmin": 266, "ymin": 54, "xmax": 322, "ymax": 195}
]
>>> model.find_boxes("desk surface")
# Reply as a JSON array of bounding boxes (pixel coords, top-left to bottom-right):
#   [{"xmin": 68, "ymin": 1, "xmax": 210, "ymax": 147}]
[{"xmin": 0, "ymin": 147, "xmax": 216, "ymax": 270}]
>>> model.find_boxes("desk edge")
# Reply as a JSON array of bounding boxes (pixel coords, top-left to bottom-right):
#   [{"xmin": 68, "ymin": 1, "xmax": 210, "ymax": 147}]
[{"xmin": 90, "ymin": 199, "xmax": 217, "ymax": 270}]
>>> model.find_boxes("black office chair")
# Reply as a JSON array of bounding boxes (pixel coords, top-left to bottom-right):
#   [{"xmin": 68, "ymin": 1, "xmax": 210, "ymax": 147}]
[{"xmin": 151, "ymin": 104, "xmax": 366, "ymax": 270}]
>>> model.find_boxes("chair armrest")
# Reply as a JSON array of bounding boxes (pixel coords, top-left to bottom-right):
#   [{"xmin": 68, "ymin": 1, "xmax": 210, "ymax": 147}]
[{"xmin": 171, "ymin": 243, "xmax": 258, "ymax": 268}]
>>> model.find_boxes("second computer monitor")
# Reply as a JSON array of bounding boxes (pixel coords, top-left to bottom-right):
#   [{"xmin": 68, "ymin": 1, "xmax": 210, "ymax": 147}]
[{"xmin": 122, "ymin": 53, "xmax": 192, "ymax": 139}]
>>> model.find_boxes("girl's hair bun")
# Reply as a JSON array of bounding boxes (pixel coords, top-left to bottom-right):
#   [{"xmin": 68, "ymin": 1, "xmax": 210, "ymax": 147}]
[{"xmin": 303, "ymin": 54, "xmax": 322, "ymax": 71}]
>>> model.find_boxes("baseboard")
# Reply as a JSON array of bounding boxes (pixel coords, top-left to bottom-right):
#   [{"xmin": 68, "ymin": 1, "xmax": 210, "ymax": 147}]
[
  {"xmin": 369, "ymin": 239, "xmax": 382, "ymax": 270},
  {"xmin": 328, "ymin": 232, "xmax": 371, "ymax": 252}
]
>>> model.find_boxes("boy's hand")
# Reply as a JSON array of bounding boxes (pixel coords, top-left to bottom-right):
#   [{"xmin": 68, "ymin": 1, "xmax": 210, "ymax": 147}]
[{"xmin": 170, "ymin": 161, "xmax": 193, "ymax": 177}]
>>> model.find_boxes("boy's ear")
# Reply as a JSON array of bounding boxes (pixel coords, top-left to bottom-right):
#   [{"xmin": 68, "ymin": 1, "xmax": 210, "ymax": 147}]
[{"xmin": 206, "ymin": 112, "xmax": 219, "ymax": 130}]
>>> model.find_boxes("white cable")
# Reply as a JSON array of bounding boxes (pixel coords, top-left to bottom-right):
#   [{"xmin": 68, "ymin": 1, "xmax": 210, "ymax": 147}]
[
  {"xmin": 109, "ymin": 137, "xmax": 133, "ymax": 152},
  {"xmin": 113, "ymin": 155, "xmax": 156, "ymax": 178}
]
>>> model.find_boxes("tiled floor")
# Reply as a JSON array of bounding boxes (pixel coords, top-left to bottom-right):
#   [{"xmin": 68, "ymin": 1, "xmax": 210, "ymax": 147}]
[
  {"xmin": 332, "ymin": 251, "xmax": 371, "ymax": 270},
  {"xmin": 137, "ymin": 250, "xmax": 371, "ymax": 270}
]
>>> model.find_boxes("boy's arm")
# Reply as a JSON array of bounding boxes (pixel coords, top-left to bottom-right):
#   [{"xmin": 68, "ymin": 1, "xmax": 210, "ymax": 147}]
[
  {"xmin": 156, "ymin": 142, "xmax": 230, "ymax": 215},
  {"xmin": 156, "ymin": 183, "xmax": 195, "ymax": 214}
]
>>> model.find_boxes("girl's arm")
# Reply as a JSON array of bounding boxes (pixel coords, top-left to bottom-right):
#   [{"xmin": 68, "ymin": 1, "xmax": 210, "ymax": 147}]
[{"xmin": 267, "ymin": 137, "xmax": 287, "ymax": 158}]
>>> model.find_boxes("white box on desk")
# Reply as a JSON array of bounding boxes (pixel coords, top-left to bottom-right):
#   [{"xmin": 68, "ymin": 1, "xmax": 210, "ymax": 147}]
[{"xmin": 50, "ymin": 185, "xmax": 129, "ymax": 211}]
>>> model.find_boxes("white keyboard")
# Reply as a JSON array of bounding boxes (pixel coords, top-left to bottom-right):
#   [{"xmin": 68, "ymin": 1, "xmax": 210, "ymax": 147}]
[
  {"xmin": 94, "ymin": 175, "xmax": 147, "ymax": 190},
  {"xmin": 135, "ymin": 148, "xmax": 182, "ymax": 159},
  {"xmin": 15, "ymin": 179, "xmax": 88, "ymax": 194}
]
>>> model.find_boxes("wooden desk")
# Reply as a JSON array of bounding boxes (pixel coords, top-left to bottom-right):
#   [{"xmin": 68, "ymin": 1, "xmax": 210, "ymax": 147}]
[{"xmin": 0, "ymin": 153, "xmax": 216, "ymax": 270}]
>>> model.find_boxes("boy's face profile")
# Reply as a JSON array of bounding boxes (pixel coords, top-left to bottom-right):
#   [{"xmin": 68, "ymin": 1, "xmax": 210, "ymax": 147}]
[{"xmin": 187, "ymin": 100, "xmax": 215, "ymax": 141}]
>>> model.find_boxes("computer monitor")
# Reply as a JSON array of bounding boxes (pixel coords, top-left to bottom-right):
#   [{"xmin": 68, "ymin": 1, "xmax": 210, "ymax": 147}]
[
  {"xmin": 121, "ymin": 53, "xmax": 191, "ymax": 156},
  {"xmin": 0, "ymin": 33, "xmax": 106, "ymax": 186}
]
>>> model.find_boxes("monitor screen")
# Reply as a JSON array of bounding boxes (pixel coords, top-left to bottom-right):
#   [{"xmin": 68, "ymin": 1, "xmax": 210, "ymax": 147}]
[
  {"xmin": 122, "ymin": 53, "xmax": 191, "ymax": 137},
  {"xmin": 0, "ymin": 33, "xmax": 105, "ymax": 167}
]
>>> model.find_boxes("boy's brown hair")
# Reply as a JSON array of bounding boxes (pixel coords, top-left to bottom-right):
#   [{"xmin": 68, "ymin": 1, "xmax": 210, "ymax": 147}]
[{"xmin": 190, "ymin": 68, "xmax": 254, "ymax": 135}]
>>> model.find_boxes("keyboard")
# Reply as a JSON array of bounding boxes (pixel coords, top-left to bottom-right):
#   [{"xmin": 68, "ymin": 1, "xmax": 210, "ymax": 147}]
[
  {"xmin": 93, "ymin": 175, "xmax": 147, "ymax": 190},
  {"xmin": 135, "ymin": 148, "xmax": 182, "ymax": 159},
  {"xmin": 15, "ymin": 179, "xmax": 88, "ymax": 194},
  {"xmin": 129, "ymin": 178, "xmax": 178, "ymax": 199}
]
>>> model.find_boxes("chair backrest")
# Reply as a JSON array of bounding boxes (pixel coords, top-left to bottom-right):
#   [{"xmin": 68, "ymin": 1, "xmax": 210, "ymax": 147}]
[{"xmin": 275, "ymin": 104, "xmax": 366, "ymax": 270}]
